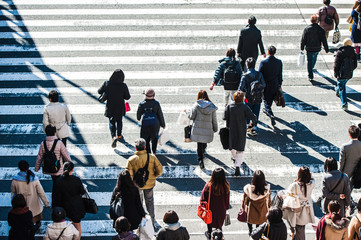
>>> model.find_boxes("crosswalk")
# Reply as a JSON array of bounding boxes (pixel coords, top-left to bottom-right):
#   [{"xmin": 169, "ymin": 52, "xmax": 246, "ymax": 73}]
[{"xmin": 0, "ymin": 0, "xmax": 360, "ymax": 239}]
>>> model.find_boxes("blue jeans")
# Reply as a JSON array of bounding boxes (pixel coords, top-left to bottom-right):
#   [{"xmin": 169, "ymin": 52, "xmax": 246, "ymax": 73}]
[
  {"xmin": 109, "ymin": 117, "xmax": 123, "ymax": 138},
  {"xmin": 336, "ymin": 79, "xmax": 349, "ymax": 107},
  {"xmin": 306, "ymin": 51, "xmax": 319, "ymax": 79},
  {"xmin": 245, "ymin": 102, "xmax": 260, "ymax": 126}
]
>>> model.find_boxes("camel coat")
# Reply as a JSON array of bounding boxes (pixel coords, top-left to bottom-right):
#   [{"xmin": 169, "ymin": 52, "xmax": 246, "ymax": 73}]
[
  {"xmin": 324, "ymin": 215, "xmax": 349, "ymax": 240},
  {"xmin": 242, "ymin": 184, "xmax": 271, "ymax": 225},
  {"xmin": 348, "ymin": 213, "xmax": 361, "ymax": 240}
]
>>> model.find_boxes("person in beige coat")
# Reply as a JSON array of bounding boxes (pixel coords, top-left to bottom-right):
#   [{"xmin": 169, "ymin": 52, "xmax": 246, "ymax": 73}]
[
  {"xmin": 11, "ymin": 160, "xmax": 49, "ymax": 229},
  {"xmin": 324, "ymin": 200, "xmax": 349, "ymax": 240},
  {"xmin": 43, "ymin": 207, "xmax": 79, "ymax": 240},
  {"xmin": 348, "ymin": 198, "xmax": 361, "ymax": 240},
  {"xmin": 43, "ymin": 90, "xmax": 71, "ymax": 146}
]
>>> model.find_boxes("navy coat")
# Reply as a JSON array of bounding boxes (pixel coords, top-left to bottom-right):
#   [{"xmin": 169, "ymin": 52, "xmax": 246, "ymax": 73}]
[
  {"xmin": 237, "ymin": 25, "xmax": 265, "ymax": 60},
  {"xmin": 259, "ymin": 56, "xmax": 283, "ymax": 99}
]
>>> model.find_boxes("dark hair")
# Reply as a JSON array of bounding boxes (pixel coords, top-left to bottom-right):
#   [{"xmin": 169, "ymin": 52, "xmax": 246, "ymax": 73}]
[
  {"xmin": 324, "ymin": 157, "xmax": 338, "ymax": 172},
  {"xmin": 197, "ymin": 90, "xmax": 211, "ymax": 101},
  {"xmin": 251, "ymin": 170, "xmax": 267, "ymax": 195},
  {"xmin": 323, "ymin": 0, "xmax": 331, "ymax": 5},
  {"xmin": 209, "ymin": 168, "xmax": 230, "ymax": 196},
  {"xmin": 109, "ymin": 69, "xmax": 125, "ymax": 83},
  {"xmin": 52, "ymin": 207, "xmax": 66, "ymax": 222},
  {"xmin": 268, "ymin": 45, "xmax": 276, "ymax": 55},
  {"xmin": 114, "ymin": 170, "xmax": 136, "ymax": 198},
  {"xmin": 248, "ymin": 15, "xmax": 257, "ymax": 25},
  {"xmin": 357, "ymin": 198, "xmax": 361, "ymax": 212},
  {"xmin": 114, "ymin": 216, "xmax": 131, "ymax": 233},
  {"xmin": 349, "ymin": 125, "xmax": 360, "ymax": 138},
  {"xmin": 267, "ymin": 207, "xmax": 283, "ymax": 223},
  {"xmin": 48, "ymin": 90, "xmax": 59, "ymax": 102},
  {"xmin": 246, "ymin": 57, "xmax": 256, "ymax": 69},
  {"xmin": 163, "ymin": 210, "xmax": 179, "ymax": 224},
  {"xmin": 233, "ymin": 91, "xmax": 244, "ymax": 103},
  {"xmin": 45, "ymin": 125, "xmax": 57, "ymax": 136},
  {"xmin": 11, "ymin": 194, "xmax": 26, "ymax": 208},
  {"xmin": 211, "ymin": 229, "xmax": 223, "ymax": 240},
  {"xmin": 63, "ymin": 162, "xmax": 74, "ymax": 178},
  {"xmin": 297, "ymin": 166, "xmax": 312, "ymax": 197},
  {"xmin": 226, "ymin": 48, "xmax": 236, "ymax": 59},
  {"xmin": 18, "ymin": 160, "xmax": 34, "ymax": 184},
  {"xmin": 328, "ymin": 200, "xmax": 341, "ymax": 222}
]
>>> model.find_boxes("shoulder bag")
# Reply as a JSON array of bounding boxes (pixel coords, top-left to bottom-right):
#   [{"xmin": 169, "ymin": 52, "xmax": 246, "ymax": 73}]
[
  {"xmin": 56, "ymin": 225, "xmax": 68, "ymax": 240},
  {"xmin": 260, "ymin": 223, "xmax": 270, "ymax": 240},
  {"xmin": 98, "ymin": 81, "xmax": 109, "ymax": 103},
  {"xmin": 110, "ymin": 194, "xmax": 125, "ymax": 220},
  {"xmin": 83, "ymin": 191, "xmax": 98, "ymax": 214},
  {"xmin": 198, "ymin": 183, "xmax": 212, "ymax": 224},
  {"xmin": 324, "ymin": 7, "xmax": 333, "ymax": 25},
  {"xmin": 282, "ymin": 183, "xmax": 301, "ymax": 213}
]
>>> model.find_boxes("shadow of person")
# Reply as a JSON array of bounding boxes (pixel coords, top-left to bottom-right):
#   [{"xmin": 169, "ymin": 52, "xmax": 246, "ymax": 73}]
[{"xmin": 284, "ymin": 93, "xmax": 327, "ymax": 116}]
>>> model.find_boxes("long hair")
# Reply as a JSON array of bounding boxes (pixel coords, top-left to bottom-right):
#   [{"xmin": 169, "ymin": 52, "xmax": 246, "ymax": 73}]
[
  {"xmin": 114, "ymin": 170, "xmax": 136, "ymax": 198},
  {"xmin": 328, "ymin": 200, "xmax": 341, "ymax": 222},
  {"xmin": 251, "ymin": 170, "xmax": 267, "ymax": 195},
  {"xmin": 324, "ymin": 157, "xmax": 337, "ymax": 172},
  {"xmin": 62, "ymin": 162, "xmax": 74, "ymax": 178},
  {"xmin": 197, "ymin": 90, "xmax": 211, "ymax": 102},
  {"xmin": 18, "ymin": 160, "xmax": 34, "ymax": 184},
  {"xmin": 208, "ymin": 168, "xmax": 230, "ymax": 196},
  {"xmin": 296, "ymin": 166, "xmax": 311, "ymax": 197}
]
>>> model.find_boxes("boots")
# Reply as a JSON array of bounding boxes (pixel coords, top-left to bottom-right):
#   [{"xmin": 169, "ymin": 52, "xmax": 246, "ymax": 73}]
[
  {"xmin": 199, "ymin": 159, "xmax": 204, "ymax": 169},
  {"xmin": 234, "ymin": 167, "xmax": 240, "ymax": 176}
]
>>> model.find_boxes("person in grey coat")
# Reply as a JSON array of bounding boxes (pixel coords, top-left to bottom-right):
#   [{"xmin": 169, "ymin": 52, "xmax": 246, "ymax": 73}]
[
  {"xmin": 187, "ymin": 90, "xmax": 218, "ymax": 169},
  {"xmin": 322, "ymin": 157, "xmax": 351, "ymax": 217},
  {"xmin": 223, "ymin": 91, "xmax": 256, "ymax": 176}
]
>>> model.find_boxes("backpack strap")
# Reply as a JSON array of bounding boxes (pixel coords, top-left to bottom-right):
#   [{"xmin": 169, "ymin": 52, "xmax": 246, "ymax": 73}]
[
  {"xmin": 144, "ymin": 153, "xmax": 150, "ymax": 170},
  {"xmin": 50, "ymin": 139, "xmax": 58, "ymax": 153}
]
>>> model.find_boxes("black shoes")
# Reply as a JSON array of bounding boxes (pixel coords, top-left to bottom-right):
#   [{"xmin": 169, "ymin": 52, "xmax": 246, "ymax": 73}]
[
  {"xmin": 199, "ymin": 160, "xmax": 205, "ymax": 169},
  {"xmin": 111, "ymin": 137, "xmax": 117, "ymax": 148},
  {"xmin": 234, "ymin": 167, "xmax": 240, "ymax": 176},
  {"xmin": 263, "ymin": 108, "xmax": 276, "ymax": 126}
]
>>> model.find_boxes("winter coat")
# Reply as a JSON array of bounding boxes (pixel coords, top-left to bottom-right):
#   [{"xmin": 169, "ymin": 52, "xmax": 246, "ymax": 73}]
[
  {"xmin": 126, "ymin": 150, "xmax": 163, "ymax": 190},
  {"xmin": 334, "ymin": 46, "xmax": 358, "ymax": 79},
  {"xmin": 237, "ymin": 25, "xmax": 265, "ymax": 60},
  {"xmin": 223, "ymin": 102, "xmax": 257, "ymax": 151},
  {"xmin": 8, "ymin": 207, "xmax": 35, "ymax": 240},
  {"xmin": 317, "ymin": 5, "xmax": 339, "ymax": 32},
  {"xmin": 242, "ymin": 184, "xmax": 271, "ymax": 225},
  {"xmin": 238, "ymin": 68, "xmax": 266, "ymax": 103},
  {"xmin": 324, "ymin": 215, "xmax": 349, "ymax": 240},
  {"xmin": 213, "ymin": 57, "xmax": 242, "ymax": 90},
  {"xmin": 301, "ymin": 23, "xmax": 329, "ymax": 52},
  {"xmin": 43, "ymin": 221, "xmax": 79, "ymax": 240},
  {"xmin": 200, "ymin": 183, "xmax": 230, "ymax": 229},
  {"xmin": 156, "ymin": 222, "xmax": 190, "ymax": 240},
  {"xmin": 251, "ymin": 221, "xmax": 287, "ymax": 240},
  {"xmin": 339, "ymin": 139, "xmax": 361, "ymax": 179},
  {"xmin": 188, "ymin": 100, "xmax": 218, "ymax": 143},
  {"xmin": 53, "ymin": 175, "xmax": 86, "ymax": 222},
  {"xmin": 98, "ymin": 77, "xmax": 131, "ymax": 120},
  {"xmin": 43, "ymin": 102, "xmax": 71, "ymax": 139},
  {"xmin": 348, "ymin": 213, "xmax": 361, "ymax": 240},
  {"xmin": 136, "ymin": 99, "xmax": 166, "ymax": 139},
  {"xmin": 322, "ymin": 170, "xmax": 351, "ymax": 217},
  {"xmin": 11, "ymin": 171, "xmax": 49, "ymax": 217},
  {"xmin": 111, "ymin": 232, "xmax": 139, "ymax": 240},
  {"xmin": 351, "ymin": 10, "xmax": 361, "ymax": 43},
  {"xmin": 259, "ymin": 56, "xmax": 283, "ymax": 99},
  {"xmin": 35, "ymin": 136, "xmax": 72, "ymax": 176}
]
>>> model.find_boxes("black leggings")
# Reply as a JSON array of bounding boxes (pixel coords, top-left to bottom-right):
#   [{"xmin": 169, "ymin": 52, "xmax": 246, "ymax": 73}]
[
  {"xmin": 247, "ymin": 223, "xmax": 259, "ymax": 235},
  {"xmin": 207, "ymin": 224, "xmax": 221, "ymax": 236}
]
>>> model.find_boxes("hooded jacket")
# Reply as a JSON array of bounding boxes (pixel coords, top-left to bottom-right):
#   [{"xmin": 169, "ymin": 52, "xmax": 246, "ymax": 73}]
[
  {"xmin": 188, "ymin": 100, "xmax": 218, "ymax": 143},
  {"xmin": 213, "ymin": 57, "xmax": 242, "ymax": 90},
  {"xmin": 8, "ymin": 207, "xmax": 35, "ymax": 240},
  {"xmin": 334, "ymin": 45, "xmax": 357, "ymax": 79},
  {"xmin": 156, "ymin": 222, "xmax": 190, "ymax": 240},
  {"xmin": 242, "ymin": 184, "xmax": 271, "ymax": 225},
  {"xmin": 43, "ymin": 221, "xmax": 79, "ymax": 240},
  {"xmin": 324, "ymin": 215, "xmax": 349, "ymax": 240}
]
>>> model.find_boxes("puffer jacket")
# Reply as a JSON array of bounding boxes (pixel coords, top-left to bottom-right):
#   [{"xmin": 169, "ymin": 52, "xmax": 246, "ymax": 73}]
[
  {"xmin": 242, "ymin": 184, "xmax": 271, "ymax": 225},
  {"xmin": 156, "ymin": 222, "xmax": 190, "ymax": 240},
  {"xmin": 334, "ymin": 45, "xmax": 357, "ymax": 79},
  {"xmin": 213, "ymin": 57, "xmax": 242, "ymax": 90},
  {"xmin": 188, "ymin": 100, "xmax": 218, "ymax": 143},
  {"xmin": 43, "ymin": 221, "xmax": 79, "ymax": 240},
  {"xmin": 301, "ymin": 23, "xmax": 329, "ymax": 52},
  {"xmin": 43, "ymin": 102, "xmax": 71, "ymax": 139},
  {"xmin": 126, "ymin": 150, "xmax": 163, "ymax": 190},
  {"xmin": 317, "ymin": 5, "xmax": 339, "ymax": 32},
  {"xmin": 324, "ymin": 215, "xmax": 349, "ymax": 240}
]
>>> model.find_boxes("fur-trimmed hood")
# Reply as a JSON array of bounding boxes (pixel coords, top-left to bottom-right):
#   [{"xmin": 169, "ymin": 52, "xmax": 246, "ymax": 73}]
[
  {"xmin": 244, "ymin": 184, "xmax": 270, "ymax": 201},
  {"xmin": 325, "ymin": 215, "xmax": 350, "ymax": 232}
]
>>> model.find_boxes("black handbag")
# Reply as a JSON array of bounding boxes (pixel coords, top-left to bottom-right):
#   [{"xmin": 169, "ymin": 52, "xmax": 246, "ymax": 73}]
[
  {"xmin": 219, "ymin": 127, "xmax": 229, "ymax": 150},
  {"xmin": 184, "ymin": 125, "xmax": 192, "ymax": 142},
  {"xmin": 98, "ymin": 81, "xmax": 109, "ymax": 103},
  {"xmin": 83, "ymin": 191, "xmax": 98, "ymax": 214}
]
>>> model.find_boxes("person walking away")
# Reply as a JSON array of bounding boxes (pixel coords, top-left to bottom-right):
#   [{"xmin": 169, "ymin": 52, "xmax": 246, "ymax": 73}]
[
  {"xmin": 53, "ymin": 162, "xmax": 86, "ymax": 240},
  {"xmin": 110, "ymin": 170, "xmax": 146, "ymax": 230},
  {"xmin": 237, "ymin": 15, "xmax": 266, "ymax": 71},
  {"xmin": 11, "ymin": 160, "xmax": 49, "ymax": 230},
  {"xmin": 35, "ymin": 125, "xmax": 71, "ymax": 204},
  {"xmin": 238, "ymin": 57, "xmax": 265, "ymax": 136},
  {"xmin": 210, "ymin": 48, "xmax": 242, "ymax": 106},
  {"xmin": 137, "ymin": 88, "xmax": 165, "ymax": 154},
  {"xmin": 156, "ymin": 210, "xmax": 190, "ymax": 240},
  {"xmin": 43, "ymin": 207, "xmax": 79, "ymax": 240},
  {"xmin": 301, "ymin": 14, "xmax": 329, "ymax": 81},
  {"xmin": 317, "ymin": 0, "xmax": 339, "ymax": 39},
  {"xmin": 112, "ymin": 216, "xmax": 140, "ymax": 240},
  {"xmin": 126, "ymin": 138, "xmax": 163, "ymax": 231},
  {"xmin": 98, "ymin": 69, "xmax": 131, "ymax": 148},
  {"xmin": 351, "ymin": 3, "xmax": 361, "ymax": 62},
  {"xmin": 259, "ymin": 45, "xmax": 283, "ymax": 126},
  {"xmin": 223, "ymin": 91, "xmax": 257, "ymax": 176},
  {"xmin": 186, "ymin": 90, "xmax": 218, "ymax": 169},
  {"xmin": 348, "ymin": 198, "xmax": 361, "ymax": 239},
  {"xmin": 334, "ymin": 38, "xmax": 358, "ymax": 111},
  {"xmin": 200, "ymin": 168, "xmax": 230, "ymax": 240}
]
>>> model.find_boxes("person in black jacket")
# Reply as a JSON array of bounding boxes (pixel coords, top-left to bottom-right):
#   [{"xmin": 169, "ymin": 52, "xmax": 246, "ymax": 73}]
[
  {"xmin": 251, "ymin": 207, "xmax": 287, "ymax": 240},
  {"xmin": 156, "ymin": 210, "xmax": 190, "ymax": 240},
  {"xmin": 137, "ymin": 88, "xmax": 166, "ymax": 154},
  {"xmin": 301, "ymin": 14, "xmax": 329, "ymax": 81},
  {"xmin": 237, "ymin": 16, "xmax": 266, "ymax": 71},
  {"xmin": 98, "ymin": 69, "xmax": 131, "ymax": 148},
  {"xmin": 334, "ymin": 38, "xmax": 358, "ymax": 111}
]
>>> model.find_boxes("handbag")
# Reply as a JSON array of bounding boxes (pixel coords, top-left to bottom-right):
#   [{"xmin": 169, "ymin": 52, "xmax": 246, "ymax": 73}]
[
  {"xmin": 273, "ymin": 87, "xmax": 285, "ymax": 108},
  {"xmin": 110, "ymin": 195, "xmax": 125, "ymax": 220},
  {"xmin": 282, "ymin": 184, "xmax": 301, "ymax": 213},
  {"xmin": 332, "ymin": 27, "xmax": 341, "ymax": 44},
  {"xmin": 237, "ymin": 208, "xmax": 247, "ymax": 222},
  {"xmin": 219, "ymin": 127, "xmax": 229, "ymax": 150},
  {"xmin": 297, "ymin": 52, "xmax": 305, "ymax": 67},
  {"xmin": 184, "ymin": 125, "xmax": 192, "ymax": 142},
  {"xmin": 83, "ymin": 191, "xmax": 98, "ymax": 214},
  {"xmin": 125, "ymin": 102, "xmax": 131, "ymax": 112},
  {"xmin": 261, "ymin": 223, "xmax": 270, "ymax": 240},
  {"xmin": 198, "ymin": 183, "xmax": 212, "ymax": 224},
  {"xmin": 98, "ymin": 81, "xmax": 109, "ymax": 103},
  {"xmin": 224, "ymin": 210, "xmax": 231, "ymax": 226}
]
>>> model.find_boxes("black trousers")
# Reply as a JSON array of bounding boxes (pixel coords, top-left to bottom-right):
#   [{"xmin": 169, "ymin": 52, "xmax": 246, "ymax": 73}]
[
  {"xmin": 145, "ymin": 135, "xmax": 158, "ymax": 154},
  {"xmin": 51, "ymin": 175, "xmax": 61, "ymax": 206},
  {"xmin": 197, "ymin": 143, "xmax": 207, "ymax": 161}
]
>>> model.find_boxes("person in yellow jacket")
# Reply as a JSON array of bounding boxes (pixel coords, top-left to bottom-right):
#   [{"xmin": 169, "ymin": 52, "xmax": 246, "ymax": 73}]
[{"xmin": 126, "ymin": 138, "xmax": 163, "ymax": 230}]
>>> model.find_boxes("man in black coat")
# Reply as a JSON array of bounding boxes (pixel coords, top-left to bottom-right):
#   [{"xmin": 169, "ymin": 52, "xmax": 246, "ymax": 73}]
[
  {"xmin": 237, "ymin": 16, "xmax": 266, "ymax": 71},
  {"xmin": 301, "ymin": 14, "xmax": 329, "ymax": 81},
  {"xmin": 259, "ymin": 45, "xmax": 283, "ymax": 126}
]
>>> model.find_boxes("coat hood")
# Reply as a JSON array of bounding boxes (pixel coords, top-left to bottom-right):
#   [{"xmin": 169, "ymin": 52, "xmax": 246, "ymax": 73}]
[
  {"xmin": 218, "ymin": 57, "xmax": 235, "ymax": 64},
  {"xmin": 244, "ymin": 184, "xmax": 270, "ymax": 201},
  {"xmin": 47, "ymin": 221, "xmax": 71, "ymax": 230},
  {"xmin": 13, "ymin": 171, "xmax": 38, "ymax": 182},
  {"xmin": 325, "ymin": 215, "xmax": 350, "ymax": 232},
  {"xmin": 196, "ymin": 100, "xmax": 217, "ymax": 115},
  {"xmin": 164, "ymin": 222, "xmax": 181, "ymax": 231},
  {"xmin": 9, "ymin": 206, "xmax": 29, "ymax": 215}
]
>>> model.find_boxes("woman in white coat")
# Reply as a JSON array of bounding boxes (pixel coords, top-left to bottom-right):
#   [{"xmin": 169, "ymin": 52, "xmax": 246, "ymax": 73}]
[{"xmin": 43, "ymin": 207, "xmax": 79, "ymax": 240}]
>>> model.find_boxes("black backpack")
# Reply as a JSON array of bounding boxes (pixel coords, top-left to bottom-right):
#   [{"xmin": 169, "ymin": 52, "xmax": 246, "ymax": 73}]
[
  {"xmin": 246, "ymin": 73, "xmax": 264, "ymax": 105},
  {"xmin": 42, "ymin": 139, "xmax": 60, "ymax": 173},
  {"xmin": 223, "ymin": 61, "xmax": 241, "ymax": 90},
  {"xmin": 133, "ymin": 153, "xmax": 150, "ymax": 188},
  {"xmin": 141, "ymin": 101, "xmax": 157, "ymax": 127},
  {"xmin": 324, "ymin": 7, "xmax": 333, "ymax": 25},
  {"xmin": 339, "ymin": 57, "xmax": 354, "ymax": 79}
]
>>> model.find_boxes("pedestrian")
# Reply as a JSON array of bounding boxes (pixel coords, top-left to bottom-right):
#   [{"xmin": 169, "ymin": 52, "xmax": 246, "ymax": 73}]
[
  {"xmin": 156, "ymin": 210, "xmax": 190, "ymax": 240},
  {"xmin": 112, "ymin": 216, "xmax": 140, "ymax": 240},
  {"xmin": 348, "ymin": 198, "xmax": 361, "ymax": 239},
  {"xmin": 238, "ymin": 57, "xmax": 265, "ymax": 136},
  {"xmin": 186, "ymin": 90, "xmax": 218, "ymax": 169},
  {"xmin": 321, "ymin": 157, "xmax": 351, "ymax": 217},
  {"xmin": 11, "ymin": 160, "xmax": 49, "ymax": 230},
  {"xmin": 43, "ymin": 90, "xmax": 71, "ymax": 146},
  {"xmin": 200, "ymin": 168, "xmax": 230, "ymax": 240},
  {"xmin": 35, "ymin": 125, "xmax": 71, "ymax": 204},
  {"xmin": 98, "ymin": 69, "xmax": 131, "ymax": 148},
  {"xmin": 242, "ymin": 170, "xmax": 271, "ymax": 235},
  {"xmin": 210, "ymin": 48, "xmax": 242, "ymax": 106},
  {"xmin": 259, "ymin": 45, "xmax": 283, "ymax": 126},
  {"xmin": 317, "ymin": 0, "xmax": 339, "ymax": 39},
  {"xmin": 8, "ymin": 194, "xmax": 36, "ymax": 240},
  {"xmin": 334, "ymin": 38, "xmax": 358, "ymax": 111},
  {"xmin": 301, "ymin": 14, "xmax": 329, "ymax": 81},
  {"xmin": 43, "ymin": 207, "xmax": 79, "ymax": 240},
  {"xmin": 110, "ymin": 170, "xmax": 146, "ymax": 230},
  {"xmin": 223, "ymin": 91, "xmax": 257, "ymax": 176},
  {"xmin": 136, "ymin": 88, "xmax": 166, "ymax": 154},
  {"xmin": 237, "ymin": 15, "xmax": 266, "ymax": 71},
  {"xmin": 324, "ymin": 201, "xmax": 350, "ymax": 239},
  {"xmin": 250, "ymin": 207, "xmax": 287, "ymax": 240},
  {"xmin": 53, "ymin": 162, "xmax": 86, "ymax": 240},
  {"xmin": 351, "ymin": 2, "xmax": 361, "ymax": 62},
  {"xmin": 283, "ymin": 166, "xmax": 315, "ymax": 240},
  {"xmin": 125, "ymin": 138, "xmax": 163, "ymax": 230}
]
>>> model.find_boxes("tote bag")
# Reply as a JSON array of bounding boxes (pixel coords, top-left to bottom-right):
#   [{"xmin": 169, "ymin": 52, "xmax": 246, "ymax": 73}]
[{"xmin": 282, "ymin": 184, "xmax": 301, "ymax": 213}]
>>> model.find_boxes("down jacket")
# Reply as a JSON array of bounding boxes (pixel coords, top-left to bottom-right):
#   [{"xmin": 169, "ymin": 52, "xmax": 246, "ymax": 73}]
[
  {"xmin": 242, "ymin": 184, "xmax": 271, "ymax": 225},
  {"xmin": 213, "ymin": 57, "xmax": 242, "ymax": 90},
  {"xmin": 334, "ymin": 45, "xmax": 357, "ymax": 79},
  {"xmin": 43, "ymin": 221, "xmax": 79, "ymax": 240}
]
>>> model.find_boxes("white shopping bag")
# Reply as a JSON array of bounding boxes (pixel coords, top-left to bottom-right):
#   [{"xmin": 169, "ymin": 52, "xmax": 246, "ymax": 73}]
[
  {"xmin": 158, "ymin": 128, "xmax": 170, "ymax": 146},
  {"xmin": 176, "ymin": 112, "xmax": 189, "ymax": 125},
  {"xmin": 298, "ymin": 52, "xmax": 305, "ymax": 67},
  {"xmin": 137, "ymin": 215, "xmax": 155, "ymax": 240}
]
